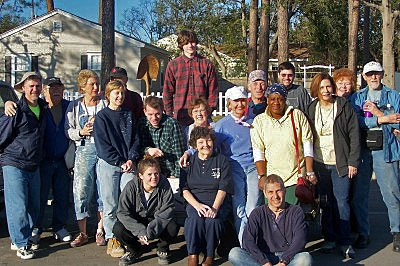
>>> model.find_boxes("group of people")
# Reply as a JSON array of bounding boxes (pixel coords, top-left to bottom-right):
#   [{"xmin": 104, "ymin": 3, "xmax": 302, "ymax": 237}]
[{"xmin": 0, "ymin": 28, "xmax": 400, "ymax": 266}]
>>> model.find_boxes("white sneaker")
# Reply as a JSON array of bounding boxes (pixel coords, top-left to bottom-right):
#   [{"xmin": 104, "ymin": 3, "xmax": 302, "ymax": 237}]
[
  {"xmin": 29, "ymin": 228, "xmax": 40, "ymax": 250},
  {"xmin": 16, "ymin": 246, "xmax": 35, "ymax": 260},
  {"xmin": 10, "ymin": 242, "xmax": 18, "ymax": 251},
  {"xmin": 54, "ymin": 228, "xmax": 72, "ymax": 242}
]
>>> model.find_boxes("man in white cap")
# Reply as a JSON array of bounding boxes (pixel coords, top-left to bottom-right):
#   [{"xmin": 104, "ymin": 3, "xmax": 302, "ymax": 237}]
[
  {"xmin": 0, "ymin": 72, "xmax": 46, "ymax": 259},
  {"xmin": 247, "ymin": 70, "xmax": 267, "ymax": 119},
  {"xmin": 350, "ymin": 61, "xmax": 400, "ymax": 252},
  {"xmin": 213, "ymin": 86, "xmax": 263, "ymax": 246}
]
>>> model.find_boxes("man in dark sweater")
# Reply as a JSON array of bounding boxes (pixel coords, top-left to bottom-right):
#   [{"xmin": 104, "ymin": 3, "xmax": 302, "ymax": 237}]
[{"xmin": 229, "ymin": 174, "xmax": 312, "ymax": 266}]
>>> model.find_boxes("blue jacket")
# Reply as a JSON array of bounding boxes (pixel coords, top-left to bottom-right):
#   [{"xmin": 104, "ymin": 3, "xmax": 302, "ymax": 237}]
[
  {"xmin": 0, "ymin": 95, "xmax": 47, "ymax": 171},
  {"xmin": 43, "ymin": 99, "xmax": 70, "ymax": 160},
  {"xmin": 351, "ymin": 85, "xmax": 400, "ymax": 162}
]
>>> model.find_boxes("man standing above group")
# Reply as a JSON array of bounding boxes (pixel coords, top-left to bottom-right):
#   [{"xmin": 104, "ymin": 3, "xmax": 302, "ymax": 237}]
[
  {"xmin": 0, "ymin": 72, "xmax": 46, "ymax": 260},
  {"xmin": 138, "ymin": 96, "xmax": 185, "ymax": 179},
  {"xmin": 163, "ymin": 29, "xmax": 218, "ymax": 131},
  {"xmin": 109, "ymin": 66, "xmax": 144, "ymax": 121},
  {"xmin": 351, "ymin": 61, "xmax": 400, "ymax": 252},
  {"xmin": 278, "ymin": 61, "xmax": 311, "ymax": 113},
  {"xmin": 247, "ymin": 70, "xmax": 267, "ymax": 119}
]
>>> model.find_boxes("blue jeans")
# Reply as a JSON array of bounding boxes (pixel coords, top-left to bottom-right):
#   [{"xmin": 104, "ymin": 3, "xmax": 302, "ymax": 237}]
[
  {"xmin": 229, "ymin": 247, "xmax": 312, "ymax": 266},
  {"xmin": 97, "ymin": 158, "xmax": 134, "ymax": 240},
  {"xmin": 314, "ymin": 161, "xmax": 351, "ymax": 245},
  {"xmin": 351, "ymin": 149, "xmax": 372, "ymax": 236},
  {"xmin": 369, "ymin": 150, "xmax": 400, "ymax": 233},
  {"xmin": 2, "ymin": 166, "xmax": 40, "ymax": 248},
  {"xmin": 73, "ymin": 144, "xmax": 102, "ymax": 220},
  {"xmin": 38, "ymin": 159, "xmax": 70, "ymax": 232},
  {"xmin": 231, "ymin": 161, "xmax": 263, "ymax": 246}
]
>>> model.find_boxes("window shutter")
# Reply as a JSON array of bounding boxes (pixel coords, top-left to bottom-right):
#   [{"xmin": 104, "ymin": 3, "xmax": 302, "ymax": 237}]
[
  {"xmin": 81, "ymin": 55, "xmax": 88, "ymax": 69},
  {"xmin": 31, "ymin": 56, "xmax": 39, "ymax": 72},
  {"xmin": 5, "ymin": 56, "xmax": 11, "ymax": 85}
]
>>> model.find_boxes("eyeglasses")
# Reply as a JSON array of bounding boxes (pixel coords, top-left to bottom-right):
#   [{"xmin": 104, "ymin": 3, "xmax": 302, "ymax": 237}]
[{"xmin": 336, "ymin": 82, "xmax": 351, "ymax": 87}]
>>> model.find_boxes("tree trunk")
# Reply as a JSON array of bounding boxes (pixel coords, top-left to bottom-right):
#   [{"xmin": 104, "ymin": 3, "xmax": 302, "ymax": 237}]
[
  {"xmin": 99, "ymin": 0, "xmax": 103, "ymax": 24},
  {"xmin": 348, "ymin": 0, "xmax": 360, "ymax": 75},
  {"xmin": 259, "ymin": 0, "xmax": 270, "ymax": 78},
  {"xmin": 269, "ymin": 33, "xmax": 278, "ymax": 56},
  {"xmin": 247, "ymin": 0, "xmax": 258, "ymax": 73},
  {"xmin": 46, "ymin": 0, "xmax": 54, "ymax": 12},
  {"xmin": 381, "ymin": 0, "xmax": 396, "ymax": 88},
  {"xmin": 362, "ymin": 5, "xmax": 371, "ymax": 88},
  {"xmin": 101, "ymin": 0, "xmax": 115, "ymax": 91},
  {"xmin": 397, "ymin": 35, "xmax": 400, "ymax": 72},
  {"xmin": 241, "ymin": 0, "xmax": 247, "ymax": 45},
  {"xmin": 207, "ymin": 45, "xmax": 227, "ymax": 79},
  {"xmin": 277, "ymin": 0, "xmax": 289, "ymax": 63}
]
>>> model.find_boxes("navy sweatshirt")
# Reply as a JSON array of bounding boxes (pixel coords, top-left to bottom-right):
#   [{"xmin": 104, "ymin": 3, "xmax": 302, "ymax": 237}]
[
  {"xmin": 242, "ymin": 204, "xmax": 307, "ymax": 265},
  {"xmin": 93, "ymin": 107, "xmax": 139, "ymax": 166},
  {"xmin": 0, "ymin": 95, "xmax": 47, "ymax": 171}
]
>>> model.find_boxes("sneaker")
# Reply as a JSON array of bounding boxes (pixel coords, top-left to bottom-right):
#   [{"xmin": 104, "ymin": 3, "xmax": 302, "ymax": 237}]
[
  {"xmin": 96, "ymin": 230, "xmax": 106, "ymax": 246},
  {"xmin": 157, "ymin": 250, "xmax": 170, "ymax": 265},
  {"xmin": 393, "ymin": 232, "xmax": 400, "ymax": 252},
  {"xmin": 16, "ymin": 246, "xmax": 35, "ymax": 260},
  {"xmin": 320, "ymin": 241, "xmax": 336, "ymax": 253},
  {"xmin": 119, "ymin": 251, "xmax": 141, "ymax": 266},
  {"xmin": 340, "ymin": 245, "xmax": 355, "ymax": 259},
  {"xmin": 354, "ymin": 234, "xmax": 370, "ymax": 249},
  {"xmin": 107, "ymin": 238, "xmax": 125, "ymax": 258},
  {"xmin": 54, "ymin": 228, "xmax": 72, "ymax": 242},
  {"xmin": 70, "ymin": 232, "xmax": 88, "ymax": 248},
  {"xmin": 10, "ymin": 242, "xmax": 18, "ymax": 251},
  {"xmin": 29, "ymin": 228, "xmax": 40, "ymax": 250}
]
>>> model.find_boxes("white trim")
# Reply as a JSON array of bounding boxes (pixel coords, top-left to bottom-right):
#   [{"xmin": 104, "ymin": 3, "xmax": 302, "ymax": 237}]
[
  {"xmin": 10, "ymin": 54, "xmax": 32, "ymax": 87},
  {"xmin": 0, "ymin": 9, "xmax": 168, "ymax": 55}
]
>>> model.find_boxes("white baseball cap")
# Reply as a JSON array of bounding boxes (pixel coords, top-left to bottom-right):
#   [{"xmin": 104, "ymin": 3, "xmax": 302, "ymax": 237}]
[
  {"xmin": 225, "ymin": 86, "xmax": 248, "ymax": 101},
  {"xmin": 363, "ymin": 61, "xmax": 384, "ymax": 74}
]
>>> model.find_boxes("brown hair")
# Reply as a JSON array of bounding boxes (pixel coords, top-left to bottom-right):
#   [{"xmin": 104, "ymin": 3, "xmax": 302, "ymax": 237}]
[
  {"xmin": 137, "ymin": 155, "xmax": 161, "ymax": 176},
  {"xmin": 263, "ymin": 174, "xmax": 285, "ymax": 192},
  {"xmin": 278, "ymin": 61, "xmax": 295, "ymax": 74},
  {"xmin": 188, "ymin": 97, "xmax": 212, "ymax": 118},
  {"xmin": 177, "ymin": 29, "xmax": 198, "ymax": 51},
  {"xmin": 333, "ymin": 68, "xmax": 357, "ymax": 93},
  {"xmin": 77, "ymin": 69, "xmax": 99, "ymax": 94},
  {"xmin": 188, "ymin": 126, "xmax": 216, "ymax": 149},
  {"xmin": 310, "ymin": 72, "xmax": 337, "ymax": 98},
  {"xmin": 105, "ymin": 80, "xmax": 126, "ymax": 102},
  {"xmin": 144, "ymin": 96, "xmax": 164, "ymax": 111}
]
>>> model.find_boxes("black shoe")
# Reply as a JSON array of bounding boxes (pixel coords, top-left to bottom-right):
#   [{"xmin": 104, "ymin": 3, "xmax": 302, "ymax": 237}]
[
  {"xmin": 393, "ymin": 232, "xmax": 400, "ymax": 253},
  {"xmin": 119, "ymin": 251, "xmax": 141, "ymax": 266},
  {"xmin": 340, "ymin": 245, "xmax": 355, "ymax": 259},
  {"xmin": 157, "ymin": 250, "xmax": 170, "ymax": 265},
  {"xmin": 354, "ymin": 235, "xmax": 370, "ymax": 249}
]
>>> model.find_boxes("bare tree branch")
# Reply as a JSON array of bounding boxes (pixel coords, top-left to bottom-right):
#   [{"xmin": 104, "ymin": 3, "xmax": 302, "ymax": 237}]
[{"xmin": 362, "ymin": 0, "xmax": 382, "ymax": 12}]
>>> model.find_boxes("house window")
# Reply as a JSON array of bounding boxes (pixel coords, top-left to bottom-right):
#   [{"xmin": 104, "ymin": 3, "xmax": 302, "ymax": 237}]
[
  {"xmin": 87, "ymin": 53, "xmax": 101, "ymax": 71},
  {"xmin": 11, "ymin": 54, "xmax": 32, "ymax": 86},
  {"xmin": 53, "ymin": 21, "xmax": 62, "ymax": 32}
]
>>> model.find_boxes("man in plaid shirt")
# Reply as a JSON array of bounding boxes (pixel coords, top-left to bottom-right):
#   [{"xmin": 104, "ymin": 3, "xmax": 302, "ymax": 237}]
[
  {"xmin": 163, "ymin": 29, "xmax": 219, "ymax": 128},
  {"xmin": 138, "ymin": 96, "xmax": 185, "ymax": 179}
]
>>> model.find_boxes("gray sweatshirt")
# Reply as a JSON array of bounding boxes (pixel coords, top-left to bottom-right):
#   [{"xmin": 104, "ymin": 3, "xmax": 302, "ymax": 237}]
[
  {"xmin": 116, "ymin": 176, "xmax": 175, "ymax": 240},
  {"xmin": 286, "ymin": 84, "xmax": 312, "ymax": 113}
]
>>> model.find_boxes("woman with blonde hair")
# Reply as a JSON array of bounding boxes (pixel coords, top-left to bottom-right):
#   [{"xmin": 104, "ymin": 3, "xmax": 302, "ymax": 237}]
[{"xmin": 65, "ymin": 69, "xmax": 107, "ymax": 247}]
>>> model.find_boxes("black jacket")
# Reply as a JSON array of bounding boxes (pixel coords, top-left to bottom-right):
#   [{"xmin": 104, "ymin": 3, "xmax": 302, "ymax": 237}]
[
  {"xmin": 0, "ymin": 95, "xmax": 47, "ymax": 171},
  {"xmin": 305, "ymin": 96, "xmax": 360, "ymax": 176}
]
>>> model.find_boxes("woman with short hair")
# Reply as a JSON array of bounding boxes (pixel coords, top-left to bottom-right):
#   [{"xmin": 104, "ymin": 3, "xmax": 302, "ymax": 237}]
[{"xmin": 333, "ymin": 68, "xmax": 357, "ymax": 99}]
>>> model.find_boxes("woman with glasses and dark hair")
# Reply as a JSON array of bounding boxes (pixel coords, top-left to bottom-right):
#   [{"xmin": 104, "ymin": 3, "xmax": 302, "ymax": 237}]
[{"xmin": 305, "ymin": 73, "xmax": 360, "ymax": 259}]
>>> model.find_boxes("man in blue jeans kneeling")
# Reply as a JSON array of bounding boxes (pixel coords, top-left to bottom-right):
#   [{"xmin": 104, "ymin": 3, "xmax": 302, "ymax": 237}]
[{"xmin": 229, "ymin": 174, "xmax": 312, "ymax": 266}]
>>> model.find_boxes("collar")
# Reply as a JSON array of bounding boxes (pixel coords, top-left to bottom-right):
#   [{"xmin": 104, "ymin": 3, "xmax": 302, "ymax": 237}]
[
  {"xmin": 230, "ymin": 114, "xmax": 252, "ymax": 127},
  {"xmin": 266, "ymin": 105, "xmax": 293, "ymax": 123},
  {"xmin": 248, "ymin": 97, "xmax": 267, "ymax": 107},
  {"xmin": 182, "ymin": 53, "xmax": 199, "ymax": 63}
]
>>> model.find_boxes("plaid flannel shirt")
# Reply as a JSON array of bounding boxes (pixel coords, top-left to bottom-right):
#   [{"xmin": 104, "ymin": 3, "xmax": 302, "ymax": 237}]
[
  {"xmin": 138, "ymin": 114, "xmax": 185, "ymax": 177},
  {"xmin": 163, "ymin": 53, "xmax": 219, "ymax": 126}
]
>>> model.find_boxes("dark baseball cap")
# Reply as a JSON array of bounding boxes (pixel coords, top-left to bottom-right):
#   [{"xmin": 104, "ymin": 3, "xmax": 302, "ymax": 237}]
[
  {"xmin": 43, "ymin": 77, "xmax": 63, "ymax": 86},
  {"xmin": 110, "ymin": 67, "xmax": 128, "ymax": 78}
]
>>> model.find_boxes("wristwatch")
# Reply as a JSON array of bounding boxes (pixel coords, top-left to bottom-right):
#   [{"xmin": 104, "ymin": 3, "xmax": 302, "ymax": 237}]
[{"xmin": 279, "ymin": 259, "xmax": 288, "ymax": 265}]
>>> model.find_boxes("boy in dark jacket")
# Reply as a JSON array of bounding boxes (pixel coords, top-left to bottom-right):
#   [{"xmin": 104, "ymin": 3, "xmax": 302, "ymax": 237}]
[
  {"xmin": 0, "ymin": 72, "xmax": 46, "ymax": 260},
  {"xmin": 113, "ymin": 157, "xmax": 178, "ymax": 265}
]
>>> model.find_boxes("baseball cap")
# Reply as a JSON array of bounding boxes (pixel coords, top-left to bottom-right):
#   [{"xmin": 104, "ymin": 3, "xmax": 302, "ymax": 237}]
[
  {"xmin": 14, "ymin": 72, "xmax": 42, "ymax": 92},
  {"xmin": 225, "ymin": 86, "xmax": 248, "ymax": 101},
  {"xmin": 110, "ymin": 67, "xmax": 128, "ymax": 79},
  {"xmin": 267, "ymin": 83, "xmax": 288, "ymax": 98},
  {"xmin": 43, "ymin": 77, "xmax": 63, "ymax": 86},
  {"xmin": 363, "ymin": 61, "xmax": 384, "ymax": 74},
  {"xmin": 248, "ymin": 70, "xmax": 267, "ymax": 83}
]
